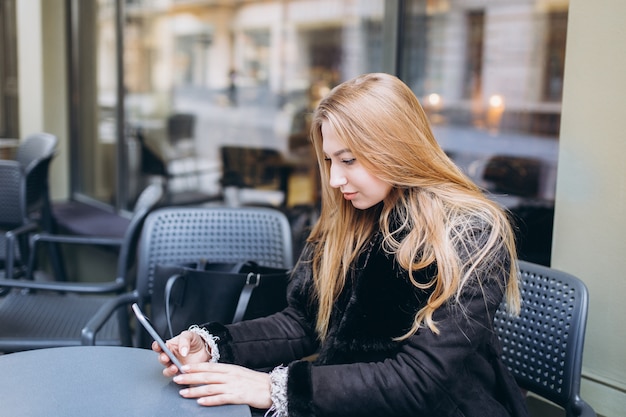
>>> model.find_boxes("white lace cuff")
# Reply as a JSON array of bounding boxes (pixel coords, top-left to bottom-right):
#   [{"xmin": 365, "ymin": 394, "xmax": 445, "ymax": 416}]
[
  {"xmin": 265, "ymin": 365, "xmax": 289, "ymax": 417},
  {"xmin": 187, "ymin": 325, "xmax": 220, "ymax": 363}
]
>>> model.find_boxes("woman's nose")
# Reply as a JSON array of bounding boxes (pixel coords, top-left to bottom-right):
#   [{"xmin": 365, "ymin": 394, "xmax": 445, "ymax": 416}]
[{"xmin": 329, "ymin": 165, "xmax": 347, "ymax": 188}]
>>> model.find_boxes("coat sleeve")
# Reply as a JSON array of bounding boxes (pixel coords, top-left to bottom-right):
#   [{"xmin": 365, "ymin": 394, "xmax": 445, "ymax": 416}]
[{"xmin": 282, "ymin": 275, "xmax": 509, "ymax": 417}]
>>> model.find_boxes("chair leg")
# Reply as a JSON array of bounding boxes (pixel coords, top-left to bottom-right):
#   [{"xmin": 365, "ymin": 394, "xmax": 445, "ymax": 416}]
[
  {"xmin": 40, "ymin": 201, "xmax": 69, "ymax": 281},
  {"xmin": 4, "ymin": 238, "xmax": 12, "ymax": 280},
  {"xmin": 3, "ymin": 231, "xmax": 30, "ymax": 281},
  {"xmin": 1, "ymin": 232, "xmax": 16, "ymax": 295},
  {"xmin": 46, "ymin": 241, "xmax": 68, "ymax": 281},
  {"xmin": 5, "ymin": 232, "xmax": 19, "ymax": 279}
]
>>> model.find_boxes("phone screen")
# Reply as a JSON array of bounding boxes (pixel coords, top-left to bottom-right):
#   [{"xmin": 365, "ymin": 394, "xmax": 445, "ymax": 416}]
[{"xmin": 131, "ymin": 303, "xmax": 186, "ymax": 373}]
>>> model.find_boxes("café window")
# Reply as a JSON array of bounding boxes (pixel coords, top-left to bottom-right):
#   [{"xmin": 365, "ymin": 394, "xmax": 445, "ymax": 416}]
[
  {"xmin": 400, "ymin": 0, "xmax": 568, "ymax": 266},
  {"xmin": 67, "ymin": 0, "xmax": 568, "ymax": 264}
]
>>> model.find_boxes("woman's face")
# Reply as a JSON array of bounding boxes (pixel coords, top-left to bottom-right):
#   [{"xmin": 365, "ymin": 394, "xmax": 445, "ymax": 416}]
[{"xmin": 322, "ymin": 121, "xmax": 392, "ymax": 210}]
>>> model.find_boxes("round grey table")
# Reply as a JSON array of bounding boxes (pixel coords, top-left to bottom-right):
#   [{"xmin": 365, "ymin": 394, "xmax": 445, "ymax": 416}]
[{"xmin": 0, "ymin": 346, "xmax": 251, "ymax": 417}]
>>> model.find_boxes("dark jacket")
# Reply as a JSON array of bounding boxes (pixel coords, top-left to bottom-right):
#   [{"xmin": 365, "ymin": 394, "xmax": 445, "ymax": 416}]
[{"xmin": 205, "ymin": 232, "xmax": 529, "ymax": 417}]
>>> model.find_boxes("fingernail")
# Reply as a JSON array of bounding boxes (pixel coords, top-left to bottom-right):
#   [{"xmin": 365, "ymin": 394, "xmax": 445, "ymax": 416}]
[
  {"xmin": 173, "ymin": 375, "xmax": 182, "ymax": 382},
  {"xmin": 181, "ymin": 347, "xmax": 188, "ymax": 357},
  {"xmin": 179, "ymin": 388, "xmax": 188, "ymax": 396}
]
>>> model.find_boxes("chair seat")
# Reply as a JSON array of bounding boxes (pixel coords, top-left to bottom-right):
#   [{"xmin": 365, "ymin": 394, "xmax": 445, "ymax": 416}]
[
  {"xmin": 0, "ymin": 292, "xmax": 122, "ymax": 351},
  {"xmin": 52, "ymin": 201, "xmax": 131, "ymax": 238}
]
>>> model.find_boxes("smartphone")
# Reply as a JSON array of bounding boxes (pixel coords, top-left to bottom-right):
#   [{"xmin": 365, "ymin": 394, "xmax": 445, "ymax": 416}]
[{"xmin": 131, "ymin": 303, "xmax": 186, "ymax": 373}]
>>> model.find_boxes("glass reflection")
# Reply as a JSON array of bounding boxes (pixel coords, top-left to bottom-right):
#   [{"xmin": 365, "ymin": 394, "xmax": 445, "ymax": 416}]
[{"xmin": 91, "ymin": 0, "xmax": 567, "ymax": 264}]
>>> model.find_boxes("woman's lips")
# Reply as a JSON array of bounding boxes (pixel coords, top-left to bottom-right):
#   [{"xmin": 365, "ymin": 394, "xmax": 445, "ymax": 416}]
[{"xmin": 343, "ymin": 192, "xmax": 357, "ymax": 200}]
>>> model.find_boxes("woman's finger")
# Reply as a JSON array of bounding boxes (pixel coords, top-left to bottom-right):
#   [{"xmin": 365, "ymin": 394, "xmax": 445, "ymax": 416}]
[
  {"xmin": 158, "ymin": 351, "xmax": 172, "ymax": 365},
  {"xmin": 173, "ymin": 367, "xmax": 229, "ymax": 386},
  {"xmin": 172, "ymin": 363, "xmax": 273, "ymax": 409},
  {"xmin": 163, "ymin": 363, "xmax": 180, "ymax": 377}
]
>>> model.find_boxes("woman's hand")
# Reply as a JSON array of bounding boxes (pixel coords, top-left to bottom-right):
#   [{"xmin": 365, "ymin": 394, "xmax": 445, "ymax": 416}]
[
  {"xmin": 173, "ymin": 362, "xmax": 273, "ymax": 410},
  {"xmin": 152, "ymin": 330, "xmax": 210, "ymax": 376}
]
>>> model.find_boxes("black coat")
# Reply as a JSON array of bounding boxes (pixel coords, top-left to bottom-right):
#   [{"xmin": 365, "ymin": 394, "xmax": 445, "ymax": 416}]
[{"xmin": 206, "ymin": 233, "xmax": 529, "ymax": 417}]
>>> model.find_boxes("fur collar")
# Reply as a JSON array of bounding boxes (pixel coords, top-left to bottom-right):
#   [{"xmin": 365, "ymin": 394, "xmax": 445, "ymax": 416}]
[{"xmin": 314, "ymin": 234, "xmax": 433, "ymax": 365}]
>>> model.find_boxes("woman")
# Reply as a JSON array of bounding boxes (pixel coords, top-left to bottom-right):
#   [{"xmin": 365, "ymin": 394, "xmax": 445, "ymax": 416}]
[{"xmin": 154, "ymin": 73, "xmax": 529, "ymax": 417}]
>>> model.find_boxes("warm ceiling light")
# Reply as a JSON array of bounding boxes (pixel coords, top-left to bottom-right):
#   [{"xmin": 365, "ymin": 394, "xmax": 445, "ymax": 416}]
[
  {"xmin": 489, "ymin": 94, "xmax": 504, "ymax": 108},
  {"xmin": 427, "ymin": 93, "xmax": 441, "ymax": 107}
]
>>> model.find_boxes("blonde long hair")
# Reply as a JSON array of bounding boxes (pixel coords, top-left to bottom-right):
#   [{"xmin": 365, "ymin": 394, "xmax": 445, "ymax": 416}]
[{"xmin": 307, "ymin": 73, "xmax": 520, "ymax": 340}]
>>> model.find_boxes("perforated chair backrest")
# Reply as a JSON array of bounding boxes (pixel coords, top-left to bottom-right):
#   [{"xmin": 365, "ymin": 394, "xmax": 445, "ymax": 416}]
[
  {"xmin": 15, "ymin": 133, "xmax": 58, "ymax": 216},
  {"xmin": 115, "ymin": 183, "xmax": 164, "ymax": 280},
  {"xmin": 494, "ymin": 260, "xmax": 594, "ymax": 417},
  {"xmin": 0, "ymin": 163, "xmax": 27, "ymax": 226},
  {"xmin": 135, "ymin": 206, "xmax": 293, "ymax": 302},
  {"xmin": 15, "ymin": 133, "xmax": 58, "ymax": 170},
  {"xmin": 0, "ymin": 133, "xmax": 58, "ymax": 228}
]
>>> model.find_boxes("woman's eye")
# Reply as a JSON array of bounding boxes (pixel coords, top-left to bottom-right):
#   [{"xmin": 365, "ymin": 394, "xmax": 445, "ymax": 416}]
[{"xmin": 342, "ymin": 158, "xmax": 356, "ymax": 165}]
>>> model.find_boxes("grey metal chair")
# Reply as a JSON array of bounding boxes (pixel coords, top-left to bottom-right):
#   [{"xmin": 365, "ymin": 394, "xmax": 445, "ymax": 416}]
[
  {"xmin": 82, "ymin": 205, "xmax": 293, "ymax": 348},
  {"xmin": 0, "ymin": 183, "xmax": 163, "ymax": 353},
  {"xmin": 0, "ymin": 132, "xmax": 58, "ymax": 280},
  {"xmin": 494, "ymin": 260, "xmax": 597, "ymax": 417}
]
